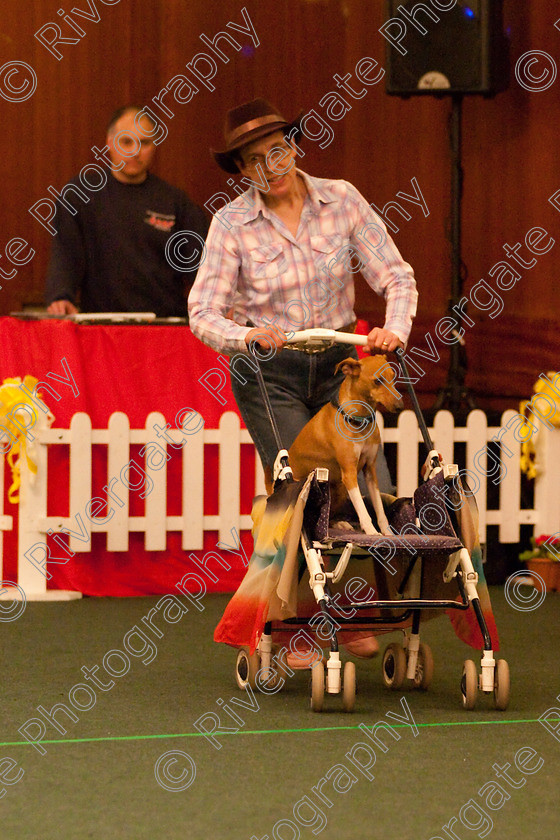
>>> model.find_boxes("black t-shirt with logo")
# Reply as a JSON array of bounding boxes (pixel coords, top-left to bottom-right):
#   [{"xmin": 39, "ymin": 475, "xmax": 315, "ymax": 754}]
[{"xmin": 45, "ymin": 172, "xmax": 209, "ymax": 317}]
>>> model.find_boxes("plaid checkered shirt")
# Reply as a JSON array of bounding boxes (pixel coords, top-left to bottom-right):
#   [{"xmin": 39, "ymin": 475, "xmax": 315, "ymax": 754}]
[{"xmin": 188, "ymin": 170, "xmax": 418, "ymax": 354}]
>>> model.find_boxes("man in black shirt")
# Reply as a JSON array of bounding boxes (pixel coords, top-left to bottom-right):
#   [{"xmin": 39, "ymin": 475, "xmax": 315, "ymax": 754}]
[{"xmin": 45, "ymin": 106, "xmax": 208, "ymax": 317}]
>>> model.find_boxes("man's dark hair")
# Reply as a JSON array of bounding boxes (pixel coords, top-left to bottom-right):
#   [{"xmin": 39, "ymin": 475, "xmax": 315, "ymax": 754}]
[{"xmin": 107, "ymin": 105, "xmax": 155, "ymax": 135}]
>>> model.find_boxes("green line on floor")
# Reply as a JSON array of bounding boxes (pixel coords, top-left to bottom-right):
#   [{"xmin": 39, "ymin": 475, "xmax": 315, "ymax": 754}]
[{"xmin": 1, "ymin": 716, "xmax": 557, "ymax": 749}]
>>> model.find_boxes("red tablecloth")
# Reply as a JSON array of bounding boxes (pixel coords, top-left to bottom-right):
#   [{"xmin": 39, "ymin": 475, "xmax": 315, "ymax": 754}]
[{"xmin": 0, "ymin": 318, "xmax": 252, "ymax": 595}]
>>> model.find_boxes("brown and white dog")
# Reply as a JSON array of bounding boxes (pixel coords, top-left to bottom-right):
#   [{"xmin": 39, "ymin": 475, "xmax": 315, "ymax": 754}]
[{"xmin": 287, "ymin": 355, "xmax": 402, "ymax": 535}]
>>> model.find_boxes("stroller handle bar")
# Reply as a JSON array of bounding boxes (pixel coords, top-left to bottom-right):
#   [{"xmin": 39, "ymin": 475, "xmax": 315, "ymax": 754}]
[{"xmin": 285, "ymin": 328, "xmax": 368, "ymax": 347}]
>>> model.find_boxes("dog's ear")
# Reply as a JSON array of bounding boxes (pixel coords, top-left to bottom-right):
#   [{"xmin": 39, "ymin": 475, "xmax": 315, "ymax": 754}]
[{"xmin": 335, "ymin": 358, "xmax": 362, "ymax": 377}]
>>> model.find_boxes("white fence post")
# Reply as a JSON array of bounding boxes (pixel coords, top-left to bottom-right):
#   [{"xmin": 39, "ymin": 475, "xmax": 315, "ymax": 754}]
[
  {"xmin": 181, "ymin": 422, "xmax": 204, "ymax": 550},
  {"xmin": 433, "ymin": 409, "xmax": 455, "ymax": 466},
  {"xmin": 394, "ymin": 410, "xmax": 419, "ymax": 497},
  {"xmin": 17, "ymin": 422, "xmax": 80, "ymax": 600},
  {"xmin": 106, "ymin": 412, "xmax": 130, "ymax": 552},
  {"xmin": 496, "ymin": 409, "xmax": 523, "ymax": 543},
  {"xmin": 465, "ymin": 409, "xmax": 489, "ymax": 541},
  {"xmin": 17, "ymin": 429, "xmax": 49, "ymax": 597},
  {"xmin": 144, "ymin": 412, "xmax": 168, "ymax": 551},
  {"xmin": 69, "ymin": 412, "xmax": 93, "ymax": 553}
]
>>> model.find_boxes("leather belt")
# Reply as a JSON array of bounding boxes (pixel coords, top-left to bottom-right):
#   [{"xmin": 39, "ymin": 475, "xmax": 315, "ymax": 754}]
[{"xmin": 283, "ymin": 321, "xmax": 357, "ymax": 354}]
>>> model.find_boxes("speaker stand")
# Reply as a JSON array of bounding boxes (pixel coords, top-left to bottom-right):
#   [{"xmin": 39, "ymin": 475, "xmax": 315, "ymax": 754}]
[{"xmin": 433, "ymin": 94, "xmax": 477, "ymax": 415}]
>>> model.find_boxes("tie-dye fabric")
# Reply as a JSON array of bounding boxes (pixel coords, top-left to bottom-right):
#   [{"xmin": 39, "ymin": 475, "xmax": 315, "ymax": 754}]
[{"xmin": 214, "ymin": 475, "xmax": 499, "ymax": 653}]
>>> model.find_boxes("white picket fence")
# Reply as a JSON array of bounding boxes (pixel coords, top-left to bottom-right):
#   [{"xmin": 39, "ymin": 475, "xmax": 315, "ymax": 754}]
[{"xmin": 1, "ymin": 409, "xmax": 559, "ymax": 600}]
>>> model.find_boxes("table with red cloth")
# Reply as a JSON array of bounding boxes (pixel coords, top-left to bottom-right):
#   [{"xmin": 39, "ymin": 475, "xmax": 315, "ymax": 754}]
[{"xmin": 0, "ymin": 316, "xmax": 254, "ymax": 596}]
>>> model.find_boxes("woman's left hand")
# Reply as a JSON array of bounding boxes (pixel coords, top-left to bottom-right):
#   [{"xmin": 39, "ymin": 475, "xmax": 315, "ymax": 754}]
[{"xmin": 366, "ymin": 328, "xmax": 402, "ymax": 354}]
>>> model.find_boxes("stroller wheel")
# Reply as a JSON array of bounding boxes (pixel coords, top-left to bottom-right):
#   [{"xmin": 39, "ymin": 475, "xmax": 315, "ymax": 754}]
[
  {"xmin": 310, "ymin": 663, "xmax": 325, "ymax": 712},
  {"xmin": 412, "ymin": 643, "xmax": 434, "ymax": 690},
  {"xmin": 382, "ymin": 643, "xmax": 407, "ymax": 690},
  {"xmin": 235, "ymin": 647, "xmax": 259, "ymax": 691},
  {"xmin": 342, "ymin": 661, "xmax": 356, "ymax": 712},
  {"xmin": 493, "ymin": 659, "xmax": 510, "ymax": 711},
  {"xmin": 461, "ymin": 660, "xmax": 478, "ymax": 710}
]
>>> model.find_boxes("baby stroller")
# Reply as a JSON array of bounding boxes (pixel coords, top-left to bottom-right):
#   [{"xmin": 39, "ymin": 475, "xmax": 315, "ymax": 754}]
[{"xmin": 215, "ymin": 329, "xmax": 509, "ymax": 713}]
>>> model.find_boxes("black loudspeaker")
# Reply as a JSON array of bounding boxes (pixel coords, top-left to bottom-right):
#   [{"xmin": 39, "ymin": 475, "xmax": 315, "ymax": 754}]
[{"xmin": 384, "ymin": 0, "xmax": 509, "ymax": 96}]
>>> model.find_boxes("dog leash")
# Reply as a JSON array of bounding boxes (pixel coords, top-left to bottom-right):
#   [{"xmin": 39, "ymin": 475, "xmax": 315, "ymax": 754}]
[
  {"xmin": 254, "ymin": 361, "xmax": 285, "ymax": 453},
  {"xmin": 397, "ymin": 350, "xmax": 440, "ymax": 473},
  {"xmin": 245, "ymin": 323, "xmax": 286, "ymax": 454},
  {"xmin": 250, "ymin": 353, "xmax": 294, "ymax": 486}
]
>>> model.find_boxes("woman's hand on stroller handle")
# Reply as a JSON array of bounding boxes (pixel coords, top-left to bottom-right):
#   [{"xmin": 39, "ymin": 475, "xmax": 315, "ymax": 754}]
[
  {"xmin": 366, "ymin": 327, "xmax": 403, "ymax": 354},
  {"xmin": 284, "ymin": 327, "xmax": 403, "ymax": 353},
  {"xmin": 245, "ymin": 326, "xmax": 288, "ymax": 353}
]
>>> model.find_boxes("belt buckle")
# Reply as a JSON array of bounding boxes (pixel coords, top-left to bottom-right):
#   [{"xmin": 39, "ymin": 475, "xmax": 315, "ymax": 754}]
[{"xmin": 285, "ymin": 342, "xmax": 327, "ymax": 354}]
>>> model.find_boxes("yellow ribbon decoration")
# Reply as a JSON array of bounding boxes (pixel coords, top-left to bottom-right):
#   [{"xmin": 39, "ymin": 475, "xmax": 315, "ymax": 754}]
[
  {"xmin": 534, "ymin": 372, "xmax": 560, "ymax": 426},
  {"xmin": 519, "ymin": 372, "xmax": 560, "ymax": 480},
  {"xmin": 0, "ymin": 376, "xmax": 53, "ymax": 503}
]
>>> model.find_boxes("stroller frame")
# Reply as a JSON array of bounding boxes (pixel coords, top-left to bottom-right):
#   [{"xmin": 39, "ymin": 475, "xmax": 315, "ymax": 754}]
[{"xmin": 234, "ymin": 329, "xmax": 510, "ymax": 713}]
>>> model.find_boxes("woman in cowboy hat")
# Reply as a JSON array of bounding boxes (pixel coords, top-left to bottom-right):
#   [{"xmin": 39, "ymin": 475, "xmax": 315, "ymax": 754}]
[{"xmin": 188, "ymin": 98, "xmax": 418, "ymax": 661}]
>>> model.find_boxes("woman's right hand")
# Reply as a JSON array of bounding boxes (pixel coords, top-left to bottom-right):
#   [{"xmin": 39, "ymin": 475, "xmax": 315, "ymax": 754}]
[{"xmin": 244, "ymin": 326, "xmax": 288, "ymax": 354}]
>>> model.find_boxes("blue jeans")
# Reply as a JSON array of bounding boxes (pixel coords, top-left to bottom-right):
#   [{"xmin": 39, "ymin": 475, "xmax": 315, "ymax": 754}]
[{"xmin": 229, "ymin": 344, "xmax": 395, "ymax": 494}]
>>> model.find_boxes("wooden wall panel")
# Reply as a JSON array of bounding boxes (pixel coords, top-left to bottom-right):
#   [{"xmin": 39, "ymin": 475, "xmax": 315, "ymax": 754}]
[{"xmin": 1, "ymin": 0, "xmax": 559, "ymax": 410}]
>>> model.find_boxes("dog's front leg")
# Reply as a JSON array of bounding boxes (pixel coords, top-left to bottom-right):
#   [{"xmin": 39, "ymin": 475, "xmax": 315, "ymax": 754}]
[
  {"xmin": 364, "ymin": 459, "xmax": 392, "ymax": 536},
  {"xmin": 341, "ymin": 469, "xmax": 378, "ymax": 535}
]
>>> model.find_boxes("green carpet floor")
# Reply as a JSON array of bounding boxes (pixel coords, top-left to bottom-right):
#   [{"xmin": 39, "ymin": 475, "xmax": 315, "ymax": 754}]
[{"xmin": 1, "ymin": 587, "xmax": 558, "ymax": 839}]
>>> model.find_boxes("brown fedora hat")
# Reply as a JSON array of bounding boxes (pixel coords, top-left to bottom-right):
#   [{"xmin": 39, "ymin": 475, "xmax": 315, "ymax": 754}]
[{"xmin": 212, "ymin": 98, "xmax": 302, "ymax": 174}]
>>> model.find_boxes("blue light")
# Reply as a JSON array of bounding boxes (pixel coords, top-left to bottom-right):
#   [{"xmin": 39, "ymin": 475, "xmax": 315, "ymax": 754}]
[{"xmin": 463, "ymin": 6, "xmax": 475, "ymax": 18}]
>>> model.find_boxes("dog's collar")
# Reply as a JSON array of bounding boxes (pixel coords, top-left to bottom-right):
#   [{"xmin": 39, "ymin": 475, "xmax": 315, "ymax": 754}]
[{"xmin": 330, "ymin": 396, "xmax": 375, "ymax": 428}]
